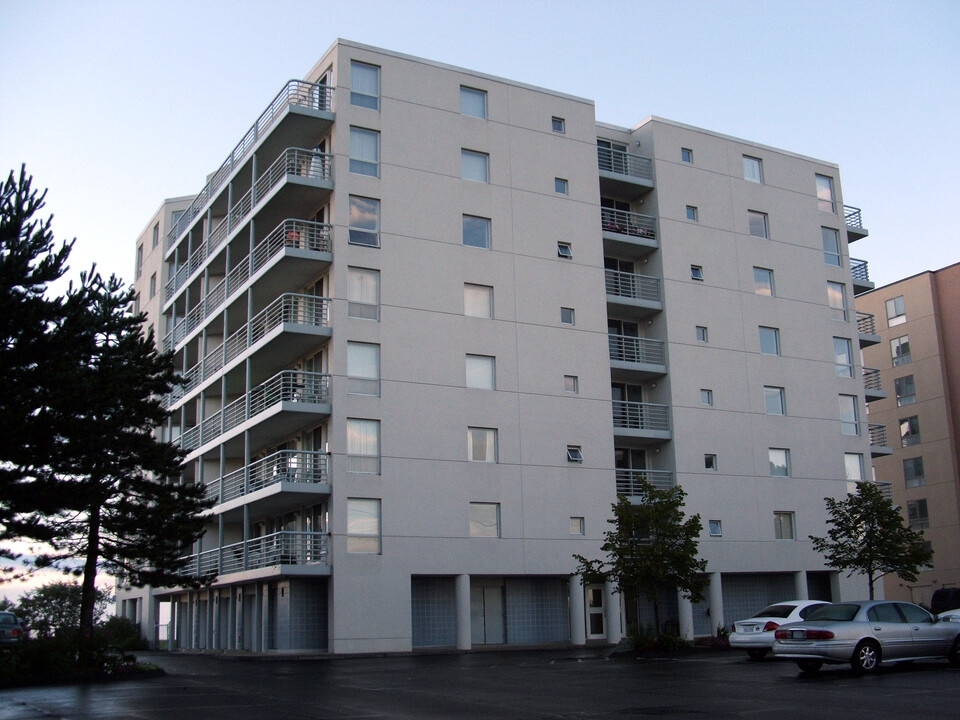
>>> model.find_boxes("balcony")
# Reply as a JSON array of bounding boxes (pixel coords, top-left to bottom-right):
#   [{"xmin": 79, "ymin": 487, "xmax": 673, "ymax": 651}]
[
  {"xmin": 875, "ymin": 480, "xmax": 894, "ymax": 503},
  {"xmin": 609, "ymin": 334, "xmax": 666, "ymax": 381},
  {"xmin": 857, "ymin": 311, "xmax": 880, "ymax": 348},
  {"xmin": 180, "ymin": 531, "xmax": 329, "ymax": 581},
  {"xmin": 612, "ymin": 400, "xmax": 671, "ymax": 445},
  {"xmin": 166, "ymin": 80, "xmax": 334, "ymax": 252},
  {"xmin": 178, "ymin": 370, "xmax": 331, "ymax": 457},
  {"xmin": 844, "ymin": 205, "xmax": 868, "ymax": 242},
  {"xmin": 862, "ymin": 367, "xmax": 886, "ymax": 402},
  {"xmin": 601, "ymin": 208, "xmax": 658, "ymax": 255},
  {"xmin": 616, "ymin": 469, "xmax": 675, "ymax": 496},
  {"xmin": 605, "ymin": 270, "xmax": 663, "ymax": 317},
  {"xmin": 868, "ymin": 423, "xmax": 893, "ymax": 457},
  {"xmin": 204, "ymin": 450, "xmax": 330, "ymax": 513},
  {"xmin": 598, "ymin": 148, "xmax": 654, "ymax": 198},
  {"xmin": 850, "ymin": 257, "xmax": 874, "ymax": 295}
]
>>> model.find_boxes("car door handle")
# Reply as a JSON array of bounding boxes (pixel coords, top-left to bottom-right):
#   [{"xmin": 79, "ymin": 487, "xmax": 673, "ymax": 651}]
[{"xmin": 873, "ymin": 626, "xmax": 882, "ymax": 631}]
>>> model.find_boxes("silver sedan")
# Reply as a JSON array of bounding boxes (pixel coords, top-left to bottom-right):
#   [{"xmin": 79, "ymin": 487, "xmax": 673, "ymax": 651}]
[{"xmin": 772, "ymin": 600, "xmax": 960, "ymax": 673}]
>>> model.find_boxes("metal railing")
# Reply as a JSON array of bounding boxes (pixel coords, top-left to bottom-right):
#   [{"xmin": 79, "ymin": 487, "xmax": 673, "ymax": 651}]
[
  {"xmin": 612, "ymin": 401, "xmax": 670, "ymax": 432},
  {"xmin": 875, "ymin": 480, "xmax": 894, "ymax": 503},
  {"xmin": 844, "ymin": 205, "xmax": 864, "ymax": 230},
  {"xmin": 597, "ymin": 147, "xmax": 653, "ymax": 182},
  {"xmin": 850, "ymin": 258, "xmax": 870, "ymax": 284},
  {"xmin": 177, "ymin": 370, "xmax": 330, "ymax": 452},
  {"xmin": 166, "ymin": 81, "xmax": 334, "ymax": 250},
  {"xmin": 600, "ymin": 207, "xmax": 657, "ymax": 240},
  {"xmin": 204, "ymin": 450, "xmax": 330, "ymax": 505},
  {"xmin": 605, "ymin": 270, "xmax": 662, "ymax": 304},
  {"xmin": 868, "ymin": 423, "xmax": 888, "ymax": 448},
  {"xmin": 857, "ymin": 311, "xmax": 877, "ymax": 336},
  {"xmin": 608, "ymin": 334, "xmax": 666, "ymax": 366},
  {"xmin": 862, "ymin": 367, "xmax": 882, "ymax": 393},
  {"xmin": 181, "ymin": 531, "xmax": 329, "ymax": 578},
  {"xmin": 616, "ymin": 469, "xmax": 675, "ymax": 495}
]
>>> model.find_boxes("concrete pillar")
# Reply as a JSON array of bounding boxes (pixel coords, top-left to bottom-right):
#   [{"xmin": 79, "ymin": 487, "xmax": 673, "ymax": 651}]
[
  {"xmin": 191, "ymin": 594, "xmax": 200, "ymax": 649},
  {"xmin": 211, "ymin": 592, "xmax": 221, "ymax": 650},
  {"xmin": 455, "ymin": 574, "xmax": 471, "ymax": 650},
  {"xmin": 604, "ymin": 581, "xmax": 621, "ymax": 645},
  {"xmin": 708, "ymin": 572, "xmax": 724, "ymax": 635},
  {"xmin": 146, "ymin": 595, "xmax": 159, "ymax": 649},
  {"xmin": 256, "ymin": 583, "xmax": 266, "ymax": 652},
  {"xmin": 830, "ymin": 570, "xmax": 843, "ymax": 602},
  {"xmin": 569, "ymin": 575, "xmax": 585, "ymax": 646},
  {"xmin": 235, "ymin": 588, "xmax": 244, "ymax": 650},
  {"xmin": 677, "ymin": 592, "xmax": 694, "ymax": 641},
  {"xmin": 794, "ymin": 571, "xmax": 809, "ymax": 600}
]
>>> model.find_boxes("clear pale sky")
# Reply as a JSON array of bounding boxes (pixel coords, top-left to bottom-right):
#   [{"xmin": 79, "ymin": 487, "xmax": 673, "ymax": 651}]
[{"xmin": 2, "ymin": 0, "xmax": 958, "ymax": 292}]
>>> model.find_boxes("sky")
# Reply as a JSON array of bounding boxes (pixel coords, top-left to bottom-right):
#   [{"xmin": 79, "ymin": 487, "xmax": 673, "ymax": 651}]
[{"xmin": 0, "ymin": 0, "xmax": 957, "ymax": 599}]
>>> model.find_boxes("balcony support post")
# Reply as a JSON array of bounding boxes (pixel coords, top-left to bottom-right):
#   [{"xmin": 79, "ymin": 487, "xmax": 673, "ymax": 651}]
[
  {"xmin": 569, "ymin": 575, "xmax": 586, "ymax": 646},
  {"xmin": 250, "ymin": 153, "xmax": 258, "ymax": 208},
  {"xmin": 604, "ymin": 581, "xmax": 621, "ymax": 645},
  {"xmin": 794, "ymin": 571, "xmax": 809, "ymax": 601},
  {"xmin": 455, "ymin": 574, "xmax": 471, "ymax": 650},
  {"xmin": 677, "ymin": 591, "xmax": 694, "ymax": 641},
  {"xmin": 708, "ymin": 572, "xmax": 724, "ymax": 635},
  {"xmin": 226, "ymin": 182, "xmax": 234, "ymax": 234}
]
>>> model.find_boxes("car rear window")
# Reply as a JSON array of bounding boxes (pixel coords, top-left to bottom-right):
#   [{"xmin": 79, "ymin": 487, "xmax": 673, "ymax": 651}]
[
  {"xmin": 806, "ymin": 603, "xmax": 860, "ymax": 621},
  {"xmin": 753, "ymin": 604, "xmax": 795, "ymax": 619},
  {"xmin": 798, "ymin": 603, "xmax": 829, "ymax": 619},
  {"xmin": 0, "ymin": 613, "xmax": 17, "ymax": 625}
]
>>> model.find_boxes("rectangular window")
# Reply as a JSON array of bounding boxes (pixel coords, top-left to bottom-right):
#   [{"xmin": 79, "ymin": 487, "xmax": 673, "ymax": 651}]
[
  {"xmin": 891, "ymin": 335, "xmax": 911, "ymax": 366},
  {"xmin": 704, "ymin": 454, "xmax": 717, "ymax": 471},
  {"xmin": 822, "ymin": 227, "xmax": 841, "ymax": 266},
  {"xmin": 350, "ymin": 61, "xmax": 380, "ymax": 110},
  {"xmin": 827, "ymin": 281, "xmax": 847, "ymax": 321},
  {"xmin": 461, "ymin": 149, "xmax": 489, "ymax": 182},
  {"xmin": 460, "ymin": 86, "xmax": 487, "ymax": 118},
  {"xmin": 349, "ymin": 127, "xmax": 379, "ymax": 176},
  {"xmin": 834, "ymin": 337, "xmax": 854, "ymax": 377},
  {"xmin": 759, "ymin": 326, "xmax": 780, "ymax": 356},
  {"xmin": 347, "ymin": 498, "xmax": 381, "ymax": 553},
  {"xmin": 564, "ymin": 375, "xmax": 579, "ymax": 394},
  {"xmin": 769, "ymin": 448, "xmax": 791, "ymax": 477},
  {"xmin": 691, "ymin": 265, "xmax": 704, "ymax": 281},
  {"xmin": 764, "ymin": 386, "xmax": 786, "ymax": 415},
  {"xmin": 470, "ymin": 502, "xmax": 500, "ymax": 537},
  {"xmin": 743, "ymin": 155, "xmax": 763, "ymax": 183},
  {"xmin": 348, "ymin": 267, "xmax": 380, "ymax": 320},
  {"xmin": 900, "ymin": 416, "xmax": 921, "ymax": 447},
  {"xmin": 696, "ymin": 325, "xmax": 709, "ymax": 343},
  {"xmin": 844, "ymin": 452, "xmax": 863, "ymax": 481},
  {"xmin": 348, "ymin": 196, "xmax": 380, "ymax": 247},
  {"xmin": 708, "ymin": 519, "xmax": 723, "ymax": 537},
  {"xmin": 681, "ymin": 147, "xmax": 693, "ymax": 164},
  {"xmin": 907, "ymin": 498, "xmax": 929, "ymax": 529},
  {"xmin": 686, "ymin": 205, "xmax": 699, "ymax": 221},
  {"xmin": 570, "ymin": 516, "xmax": 585, "ymax": 535},
  {"xmin": 152, "ymin": 223, "xmax": 159, "ymax": 248},
  {"xmin": 753, "ymin": 267, "xmax": 774, "ymax": 296},
  {"xmin": 346, "ymin": 419, "xmax": 380, "ymax": 473},
  {"xmin": 464, "ymin": 283, "xmax": 493, "ymax": 318},
  {"xmin": 567, "ymin": 445, "xmax": 584, "ymax": 463},
  {"xmin": 560, "ymin": 307, "xmax": 575, "ymax": 325},
  {"xmin": 748, "ymin": 210, "xmax": 769, "ymax": 238},
  {"xmin": 552, "ymin": 116, "xmax": 566, "ymax": 133},
  {"xmin": 149, "ymin": 273, "xmax": 157, "ymax": 299},
  {"xmin": 462, "ymin": 214, "xmax": 491, "ymax": 249},
  {"xmin": 557, "ymin": 242, "xmax": 573, "ymax": 259},
  {"xmin": 468, "ymin": 427, "xmax": 498, "ymax": 463},
  {"xmin": 136, "ymin": 244, "xmax": 143, "ymax": 279},
  {"xmin": 347, "ymin": 342, "xmax": 380, "ymax": 396},
  {"xmin": 465, "ymin": 354, "xmax": 495, "ymax": 389},
  {"xmin": 895, "ymin": 375, "xmax": 916, "ymax": 406},
  {"xmin": 904, "ymin": 457, "xmax": 925, "ymax": 488},
  {"xmin": 555, "ymin": 177, "xmax": 569, "ymax": 194},
  {"xmin": 886, "ymin": 296, "xmax": 906, "ymax": 326},
  {"xmin": 700, "ymin": 389, "xmax": 713, "ymax": 406},
  {"xmin": 839, "ymin": 395, "xmax": 860, "ymax": 436},
  {"xmin": 816, "ymin": 174, "xmax": 835, "ymax": 212},
  {"xmin": 774, "ymin": 511, "xmax": 795, "ymax": 540}
]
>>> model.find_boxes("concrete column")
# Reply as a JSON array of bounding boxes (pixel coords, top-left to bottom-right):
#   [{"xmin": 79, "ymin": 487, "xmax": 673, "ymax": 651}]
[
  {"xmin": 455, "ymin": 574, "xmax": 471, "ymax": 650},
  {"xmin": 256, "ymin": 583, "xmax": 266, "ymax": 652},
  {"xmin": 708, "ymin": 572, "xmax": 724, "ymax": 635},
  {"xmin": 604, "ymin": 581, "xmax": 621, "ymax": 645},
  {"xmin": 569, "ymin": 575, "xmax": 585, "ymax": 646},
  {"xmin": 830, "ymin": 571, "xmax": 843, "ymax": 602},
  {"xmin": 211, "ymin": 592, "xmax": 220, "ymax": 650},
  {"xmin": 191, "ymin": 594, "xmax": 200, "ymax": 649},
  {"xmin": 677, "ymin": 592, "xmax": 694, "ymax": 641},
  {"xmin": 235, "ymin": 588, "xmax": 244, "ymax": 650},
  {"xmin": 146, "ymin": 595, "xmax": 158, "ymax": 649},
  {"xmin": 794, "ymin": 571, "xmax": 809, "ymax": 600}
]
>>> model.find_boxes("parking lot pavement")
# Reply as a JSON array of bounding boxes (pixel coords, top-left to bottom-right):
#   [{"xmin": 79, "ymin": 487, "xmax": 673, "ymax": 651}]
[{"xmin": 2, "ymin": 648, "xmax": 960, "ymax": 719}]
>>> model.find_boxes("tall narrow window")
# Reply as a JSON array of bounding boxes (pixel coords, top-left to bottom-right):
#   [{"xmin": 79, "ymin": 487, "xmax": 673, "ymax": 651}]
[
  {"xmin": 903, "ymin": 457, "xmax": 925, "ymax": 488},
  {"xmin": 349, "ymin": 127, "xmax": 379, "ymax": 176},
  {"xmin": 743, "ymin": 156, "xmax": 763, "ymax": 183},
  {"xmin": 347, "ymin": 342, "xmax": 380, "ymax": 396},
  {"xmin": 827, "ymin": 281, "xmax": 847, "ymax": 321},
  {"xmin": 822, "ymin": 227, "xmax": 841, "ymax": 266},
  {"xmin": 891, "ymin": 335, "xmax": 911, "ymax": 366},
  {"xmin": 759, "ymin": 326, "xmax": 781, "ymax": 356},
  {"xmin": 816, "ymin": 174, "xmax": 835, "ymax": 212},
  {"xmin": 844, "ymin": 453, "xmax": 863, "ymax": 481},
  {"xmin": 681, "ymin": 147, "xmax": 693, "ymax": 164},
  {"xmin": 465, "ymin": 354, "xmax": 495, "ymax": 389},
  {"xmin": 834, "ymin": 337, "xmax": 853, "ymax": 377},
  {"xmin": 468, "ymin": 427, "xmax": 498, "ymax": 462},
  {"xmin": 748, "ymin": 210, "xmax": 769, "ymax": 238},
  {"xmin": 462, "ymin": 215, "xmax": 491, "ymax": 249},
  {"xmin": 348, "ymin": 267, "xmax": 380, "ymax": 320},
  {"xmin": 152, "ymin": 223, "xmax": 159, "ymax": 248},
  {"xmin": 839, "ymin": 395, "xmax": 860, "ymax": 436},
  {"xmin": 461, "ymin": 149, "xmax": 489, "ymax": 182},
  {"xmin": 136, "ymin": 244, "xmax": 143, "ymax": 279},
  {"xmin": 460, "ymin": 86, "xmax": 487, "ymax": 118},
  {"xmin": 895, "ymin": 375, "xmax": 916, "ymax": 406},
  {"xmin": 907, "ymin": 499, "xmax": 929, "ymax": 529},
  {"xmin": 348, "ymin": 196, "xmax": 380, "ymax": 247},
  {"xmin": 469, "ymin": 502, "xmax": 500, "ymax": 537},
  {"xmin": 149, "ymin": 273, "xmax": 157, "ymax": 299},
  {"xmin": 347, "ymin": 498, "xmax": 381, "ymax": 553},
  {"xmin": 769, "ymin": 448, "xmax": 791, "ymax": 477},
  {"xmin": 774, "ymin": 511, "xmax": 795, "ymax": 540},
  {"xmin": 570, "ymin": 517, "xmax": 585, "ymax": 535},
  {"xmin": 886, "ymin": 296, "xmax": 906, "ymax": 326},
  {"xmin": 346, "ymin": 419, "xmax": 380, "ymax": 473},
  {"xmin": 350, "ymin": 61, "xmax": 380, "ymax": 110}
]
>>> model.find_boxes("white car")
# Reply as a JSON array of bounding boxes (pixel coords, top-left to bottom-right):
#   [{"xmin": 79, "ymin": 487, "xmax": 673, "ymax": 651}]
[{"xmin": 730, "ymin": 600, "xmax": 831, "ymax": 659}]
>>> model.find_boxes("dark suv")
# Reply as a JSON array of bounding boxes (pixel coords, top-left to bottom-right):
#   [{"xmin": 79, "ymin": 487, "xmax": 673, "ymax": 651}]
[{"xmin": 931, "ymin": 588, "xmax": 960, "ymax": 615}]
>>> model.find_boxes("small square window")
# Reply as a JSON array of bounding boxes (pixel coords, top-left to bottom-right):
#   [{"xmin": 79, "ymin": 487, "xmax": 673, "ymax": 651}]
[
  {"xmin": 461, "ymin": 149, "xmax": 489, "ymax": 182},
  {"xmin": 753, "ymin": 267, "xmax": 774, "ymax": 296},
  {"xmin": 555, "ymin": 177, "xmax": 569, "ymax": 194},
  {"xmin": 748, "ymin": 210, "xmax": 769, "ymax": 238},
  {"xmin": 681, "ymin": 147, "xmax": 693, "ymax": 164},
  {"xmin": 570, "ymin": 516, "xmax": 585, "ymax": 535},
  {"xmin": 686, "ymin": 205, "xmax": 699, "ymax": 221},
  {"xmin": 465, "ymin": 354, "xmax": 495, "ymax": 390},
  {"xmin": 700, "ymin": 389, "xmax": 713, "ymax": 406},
  {"xmin": 460, "ymin": 86, "xmax": 487, "ymax": 118},
  {"xmin": 552, "ymin": 116, "xmax": 565, "ymax": 133},
  {"xmin": 696, "ymin": 325, "xmax": 709, "ymax": 343},
  {"xmin": 463, "ymin": 215, "xmax": 491, "ymax": 249},
  {"xmin": 464, "ymin": 283, "xmax": 493, "ymax": 318},
  {"xmin": 691, "ymin": 265, "xmax": 704, "ymax": 281},
  {"xmin": 759, "ymin": 326, "xmax": 780, "ymax": 355},
  {"xmin": 564, "ymin": 375, "xmax": 579, "ymax": 394},
  {"xmin": 567, "ymin": 445, "xmax": 584, "ymax": 463},
  {"xmin": 557, "ymin": 242, "xmax": 573, "ymax": 259},
  {"xmin": 561, "ymin": 307, "xmax": 575, "ymax": 325},
  {"xmin": 708, "ymin": 519, "xmax": 722, "ymax": 537},
  {"xmin": 704, "ymin": 454, "xmax": 717, "ymax": 471},
  {"xmin": 470, "ymin": 502, "xmax": 500, "ymax": 537},
  {"xmin": 468, "ymin": 427, "xmax": 498, "ymax": 462},
  {"xmin": 769, "ymin": 448, "xmax": 791, "ymax": 477},
  {"xmin": 743, "ymin": 155, "xmax": 763, "ymax": 183},
  {"xmin": 764, "ymin": 386, "xmax": 786, "ymax": 415}
]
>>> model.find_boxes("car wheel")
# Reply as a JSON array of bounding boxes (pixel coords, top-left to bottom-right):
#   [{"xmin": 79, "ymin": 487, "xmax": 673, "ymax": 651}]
[
  {"xmin": 746, "ymin": 649, "xmax": 768, "ymax": 660},
  {"xmin": 851, "ymin": 640, "xmax": 881, "ymax": 674},
  {"xmin": 797, "ymin": 659, "xmax": 822, "ymax": 673},
  {"xmin": 949, "ymin": 636, "xmax": 960, "ymax": 668}
]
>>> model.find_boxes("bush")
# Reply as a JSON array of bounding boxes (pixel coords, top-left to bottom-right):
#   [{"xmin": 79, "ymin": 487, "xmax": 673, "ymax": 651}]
[
  {"xmin": 99, "ymin": 616, "xmax": 148, "ymax": 651},
  {"xmin": 0, "ymin": 629, "xmax": 140, "ymax": 687}
]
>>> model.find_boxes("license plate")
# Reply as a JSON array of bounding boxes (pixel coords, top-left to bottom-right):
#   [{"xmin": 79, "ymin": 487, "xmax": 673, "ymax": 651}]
[{"xmin": 791, "ymin": 630, "xmax": 806, "ymax": 639}]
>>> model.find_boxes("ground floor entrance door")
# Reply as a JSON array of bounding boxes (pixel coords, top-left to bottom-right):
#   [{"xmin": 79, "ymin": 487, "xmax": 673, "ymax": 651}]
[
  {"xmin": 586, "ymin": 584, "xmax": 606, "ymax": 640},
  {"xmin": 470, "ymin": 581, "xmax": 505, "ymax": 644}
]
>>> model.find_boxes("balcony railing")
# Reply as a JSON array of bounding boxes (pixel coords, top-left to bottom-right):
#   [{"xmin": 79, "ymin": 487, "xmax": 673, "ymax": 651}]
[
  {"xmin": 608, "ymin": 334, "xmax": 666, "ymax": 366},
  {"xmin": 875, "ymin": 480, "xmax": 894, "ymax": 503},
  {"xmin": 166, "ymin": 80, "xmax": 334, "ymax": 250},
  {"xmin": 612, "ymin": 401, "xmax": 670, "ymax": 432},
  {"xmin": 862, "ymin": 367, "xmax": 882, "ymax": 393},
  {"xmin": 844, "ymin": 205, "xmax": 864, "ymax": 230},
  {"xmin": 203, "ymin": 450, "xmax": 329, "ymax": 505},
  {"xmin": 600, "ymin": 208, "xmax": 657, "ymax": 240},
  {"xmin": 868, "ymin": 423, "xmax": 888, "ymax": 448},
  {"xmin": 181, "ymin": 531, "xmax": 329, "ymax": 578},
  {"xmin": 850, "ymin": 258, "xmax": 870, "ymax": 284},
  {"xmin": 616, "ymin": 469, "xmax": 675, "ymax": 495},
  {"xmin": 857, "ymin": 311, "xmax": 877, "ymax": 336},
  {"xmin": 178, "ymin": 370, "xmax": 330, "ymax": 452},
  {"xmin": 597, "ymin": 148, "xmax": 653, "ymax": 182},
  {"xmin": 605, "ymin": 270, "xmax": 662, "ymax": 304}
]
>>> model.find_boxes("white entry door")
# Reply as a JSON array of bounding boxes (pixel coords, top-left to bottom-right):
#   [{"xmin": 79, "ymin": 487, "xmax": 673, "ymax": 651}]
[{"xmin": 585, "ymin": 584, "xmax": 605, "ymax": 639}]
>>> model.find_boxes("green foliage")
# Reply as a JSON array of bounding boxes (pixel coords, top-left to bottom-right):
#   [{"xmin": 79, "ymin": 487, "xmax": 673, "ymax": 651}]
[
  {"xmin": 15, "ymin": 581, "xmax": 112, "ymax": 639},
  {"xmin": 625, "ymin": 624, "xmax": 690, "ymax": 652},
  {"xmin": 575, "ymin": 481, "xmax": 708, "ymax": 637},
  {"xmin": 99, "ymin": 616, "xmax": 148, "ymax": 651},
  {"xmin": 0, "ymin": 632, "xmax": 140, "ymax": 687},
  {"xmin": 810, "ymin": 481, "xmax": 933, "ymax": 600}
]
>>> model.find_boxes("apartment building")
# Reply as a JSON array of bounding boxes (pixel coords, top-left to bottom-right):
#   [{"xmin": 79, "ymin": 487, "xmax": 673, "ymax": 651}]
[
  {"xmin": 857, "ymin": 263, "xmax": 960, "ymax": 606},
  {"xmin": 118, "ymin": 39, "xmax": 878, "ymax": 653}
]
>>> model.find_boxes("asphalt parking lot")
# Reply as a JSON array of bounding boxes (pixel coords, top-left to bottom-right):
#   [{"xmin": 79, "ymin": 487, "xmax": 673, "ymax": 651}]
[{"xmin": 2, "ymin": 646, "xmax": 959, "ymax": 720}]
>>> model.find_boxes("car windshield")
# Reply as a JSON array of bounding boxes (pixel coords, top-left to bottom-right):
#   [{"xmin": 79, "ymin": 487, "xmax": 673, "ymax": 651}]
[
  {"xmin": 753, "ymin": 604, "xmax": 795, "ymax": 619},
  {"xmin": 806, "ymin": 603, "xmax": 861, "ymax": 622}
]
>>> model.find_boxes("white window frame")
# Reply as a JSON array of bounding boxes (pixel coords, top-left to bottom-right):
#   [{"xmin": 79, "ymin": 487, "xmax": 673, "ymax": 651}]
[
  {"xmin": 700, "ymin": 389, "xmax": 713, "ymax": 406},
  {"xmin": 348, "ymin": 266, "xmax": 380, "ymax": 320},
  {"xmin": 686, "ymin": 205, "xmax": 699, "ymax": 221},
  {"xmin": 839, "ymin": 394, "xmax": 860, "ymax": 436},
  {"xmin": 552, "ymin": 116, "xmax": 566, "ymax": 133},
  {"xmin": 567, "ymin": 445, "xmax": 584, "ymax": 463},
  {"xmin": 347, "ymin": 342, "xmax": 380, "ymax": 396},
  {"xmin": 681, "ymin": 147, "xmax": 693, "ymax": 164},
  {"xmin": 834, "ymin": 337, "xmax": 853, "ymax": 378},
  {"xmin": 816, "ymin": 174, "xmax": 836, "ymax": 212},
  {"xmin": 349, "ymin": 127, "xmax": 379, "ymax": 177},
  {"xmin": 708, "ymin": 519, "xmax": 723, "ymax": 537},
  {"xmin": 570, "ymin": 516, "xmax": 585, "ymax": 535},
  {"xmin": 557, "ymin": 242, "xmax": 573, "ymax": 259},
  {"xmin": 346, "ymin": 418, "xmax": 380, "ymax": 473},
  {"xmin": 696, "ymin": 325, "xmax": 709, "ymax": 343},
  {"xmin": 828, "ymin": 281, "xmax": 848, "ymax": 321},
  {"xmin": 844, "ymin": 453, "xmax": 864, "ymax": 482},
  {"xmin": 691, "ymin": 265, "xmax": 704, "ymax": 281},
  {"xmin": 555, "ymin": 177, "xmax": 569, "ymax": 194},
  {"xmin": 348, "ymin": 196, "xmax": 380, "ymax": 247},
  {"xmin": 350, "ymin": 61, "xmax": 380, "ymax": 110},
  {"xmin": 822, "ymin": 227, "xmax": 841, "ymax": 266},
  {"xmin": 347, "ymin": 497, "xmax": 381, "ymax": 553},
  {"xmin": 769, "ymin": 448, "xmax": 791, "ymax": 477},
  {"xmin": 743, "ymin": 155, "xmax": 764, "ymax": 184},
  {"xmin": 560, "ymin": 307, "xmax": 575, "ymax": 325}
]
